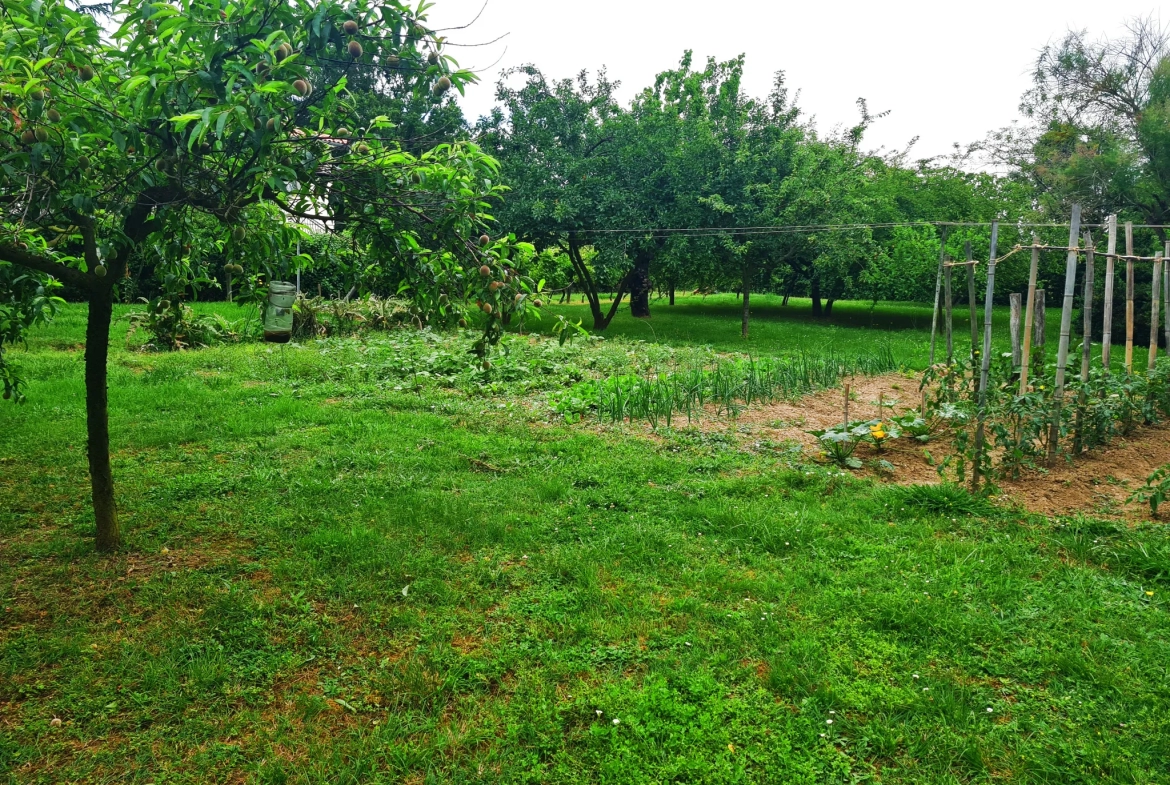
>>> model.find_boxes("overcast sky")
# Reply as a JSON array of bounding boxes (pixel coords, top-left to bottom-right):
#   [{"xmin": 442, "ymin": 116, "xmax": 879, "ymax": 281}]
[{"xmin": 427, "ymin": 0, "xmax": 1162, "ymax": 162}]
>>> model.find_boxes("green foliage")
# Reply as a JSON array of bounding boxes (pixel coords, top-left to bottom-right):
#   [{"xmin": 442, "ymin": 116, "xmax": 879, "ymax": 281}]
[
  {"xmin": 552, "ymin": 347, "xmax": 897, "ymax": 428},
  {"xmin": 1128, "ymin": 464, "xmax": 1170, "ymax": 518},
  {"xmin": 887, "ymin": 483, "xmax": 996, "ymax": 518},
  {"xmin": 126, "ymin": 298, "xmax": 240, "ymax": 350}
]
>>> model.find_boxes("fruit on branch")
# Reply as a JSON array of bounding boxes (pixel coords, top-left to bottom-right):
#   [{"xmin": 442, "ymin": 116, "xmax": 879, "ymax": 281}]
[
  {"xmin": 479, "ymin": 234, "xmax": 490, "ymax": 247},
  {"xmin": 434, "ymin": 76, "xmax": 451, "ymax": 94},
  {"xmin": 29, "ymin": 89, "xmax": 44, "ymax": 102},
  {"xmin": 77, "ymin": 154, "xmax": 91, "ymax": 169},
  {"xmin": 342, "ymin": 19, "xmax": 359, "ymax": 35},
  {"xmin": 93, "ymin": 265, "xmax": 107, "ymax": 278},
  {"xmin": 276, "ymin": 43, "xmax": 292, "ymax": 60},
  {"xmin": 293, "ymin": 79, "xmax": 311, "ymax": 97},
  {"xmin": 348, "ymin": 41, "xmax": 363, "ymax": 59},
  {"xmin": 78, "ymin": 65, "xmax": 95, "ymax": 82},
  {"xmin": 481, "ymin": 303, "xmax": 493, "ymax": 314},
  {"xmin": 231, "ymin": 226, "xmax": 246, "ymax": 242},
  {"xmin": 20, "ymin": 129, "xmax": 35, "ymax": 145},
  {"xmin": 34, "ymin": 128, "xmax": 48, "ymax": 143},
  {"xmin": 46, "ymin": 108, "xmax": 61, "ymax": 123},
  {"xmin": 427, "ymin": 51, "xmax": 439, "ymax": 65},
  {"xmin": 479, "ymin": 265, "xmax": 491, "ymax": 277}
]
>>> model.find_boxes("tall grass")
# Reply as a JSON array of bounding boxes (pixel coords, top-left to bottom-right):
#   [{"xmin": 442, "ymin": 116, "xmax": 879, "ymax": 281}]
[{"xmin": 588, "ymin": 346, "xmax": 897, "ymax": 427}]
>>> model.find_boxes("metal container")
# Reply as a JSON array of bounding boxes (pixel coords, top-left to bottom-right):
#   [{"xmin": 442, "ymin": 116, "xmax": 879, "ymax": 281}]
[{"xmin": 264, "ymin": 281, "xmax": 297, "ymax": 343}]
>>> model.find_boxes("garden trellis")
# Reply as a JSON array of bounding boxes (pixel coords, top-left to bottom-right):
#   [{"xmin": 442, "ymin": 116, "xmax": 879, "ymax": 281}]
[{"xmin": 923, "ymin": 207, "xmax": 1170, "ymax": 491}]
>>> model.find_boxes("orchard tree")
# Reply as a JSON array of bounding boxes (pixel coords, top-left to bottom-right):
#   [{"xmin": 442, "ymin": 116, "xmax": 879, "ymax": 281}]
[{"xmin": 0, "ymin": 0, "xmax": 538, "ymax": 552}]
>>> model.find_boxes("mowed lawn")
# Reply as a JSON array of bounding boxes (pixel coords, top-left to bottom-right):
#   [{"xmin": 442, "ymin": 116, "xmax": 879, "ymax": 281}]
[{"xmin": 2, "ymin": 301, "xmax": 1169, "ymax": 784}]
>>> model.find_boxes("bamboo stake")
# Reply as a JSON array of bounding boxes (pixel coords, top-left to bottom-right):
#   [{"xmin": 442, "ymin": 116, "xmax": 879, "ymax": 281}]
[
  {"xmin": 972, "ymin": 223, "xmax": 999, "ymax": 493},
  {"xmin": 1152, "ymin": 255, "xmax": 1165, "ymax": 372},
  {"xmin": 1074, "ymin": 231, "xmax": 1094, "ymax": 454},
  {"xmin": 1126, "ymin": 221, "xmax": 1135, "ymax": 374},
  {"xmin": 1101, "ymin": 216, "xmax": 1117, "ymax": 370},
  {"xmin": 1034, "ymin": 290, "xmax": 1047, "ymax": 349},
  {"xmin": 1010, "ymin": 293, "xmax": 1023, "ymax": 370},
  {"xmin": 843, "ymin": 383, "xmax": 850, "ymax": 429},
  {"xmin": 1047, "ymin": 204, "xmax": 1082, "ymax": 466},
  {"xmin": 928, "ymin": 228, "xmax": 948, "ymax": 365},
  {"xmin": 1019, "ymin": 235, "xmax": 1040, "ymax": 395},
  {"xmin": 966, "ymin": 240, "xmax": 979, "ymax": 371}
]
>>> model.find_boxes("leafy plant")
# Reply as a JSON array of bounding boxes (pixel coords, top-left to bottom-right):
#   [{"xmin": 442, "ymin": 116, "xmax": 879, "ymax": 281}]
[
  {"xmin": 810, "ymin": 426, "xmax": 862, "ymax": 469},
  {"xmin": 1128, "ymin": 465, "xmax": 1170, "ymax": 519},
  {"xmin": 126, "ymin": 298, "xmax": 239, "ymax": 350}
]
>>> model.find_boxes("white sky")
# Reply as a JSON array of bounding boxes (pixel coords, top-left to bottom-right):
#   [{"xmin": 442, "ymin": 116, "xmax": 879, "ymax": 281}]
[{"xmin": 428, "ymin": 0, "xmax": 1163, "ymax": 162}]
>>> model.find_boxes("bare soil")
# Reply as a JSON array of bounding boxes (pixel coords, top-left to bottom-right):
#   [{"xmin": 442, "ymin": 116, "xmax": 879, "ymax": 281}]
[{"xmin": 641, "ymin": 372, "xmax": 1169, "ymax": 521}]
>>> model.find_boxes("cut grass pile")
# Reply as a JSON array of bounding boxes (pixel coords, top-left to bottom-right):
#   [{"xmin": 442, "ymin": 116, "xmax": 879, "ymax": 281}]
[{"xmin": 2, "ymin": 303, "xmax": 1169, "ymax": 784}]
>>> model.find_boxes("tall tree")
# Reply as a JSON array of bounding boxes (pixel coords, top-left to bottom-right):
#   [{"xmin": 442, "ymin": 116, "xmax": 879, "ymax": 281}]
[{"xmin": 989, "ymin": 16, "xmax": 1170, "ymax": 234}]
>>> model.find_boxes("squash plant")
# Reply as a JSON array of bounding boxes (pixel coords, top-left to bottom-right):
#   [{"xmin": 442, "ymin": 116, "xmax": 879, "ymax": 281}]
[{"xmin": 0, "ymin": 0, "xmax": 537, "ymax": 552}]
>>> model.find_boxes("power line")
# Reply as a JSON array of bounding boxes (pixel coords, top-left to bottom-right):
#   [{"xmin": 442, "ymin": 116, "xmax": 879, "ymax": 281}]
[{"xmin": 560, "ymin": 221, "xmax": 1170, "ymax": 240}]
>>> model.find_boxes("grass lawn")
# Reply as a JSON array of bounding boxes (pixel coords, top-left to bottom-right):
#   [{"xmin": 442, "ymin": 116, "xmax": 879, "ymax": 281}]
[{"xmin": 2, "ymin": 300, "xmax": 1169, "ymax": 783}]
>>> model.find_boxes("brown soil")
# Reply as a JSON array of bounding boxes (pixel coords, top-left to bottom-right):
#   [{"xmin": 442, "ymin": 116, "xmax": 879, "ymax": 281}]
[{"xmin": 641, "ymin": 372, "xmax": 1168, "ymax": 521}]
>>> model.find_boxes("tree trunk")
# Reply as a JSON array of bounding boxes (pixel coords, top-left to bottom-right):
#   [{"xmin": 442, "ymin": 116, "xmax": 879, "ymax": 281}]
[
  {"xmin": 669, "ymin": 281, "xmax": 675, "ymax": 306},
  {"xmin": 741, "ymin": 264, "xmax": 752, "ymax": 338},
  {"xmin": 85, "ymin": 288, "xmax": 119, "ymax": 552},
  {"xmin": 825, "ymin": 299, "xmax": 835, "ymax": 317},
  {"xmin": 629, "ymin": 248, "xmax": 652, "ymax": 319},
  {"xmin": 811, "ymin": 277, "xmax": 823, "ymax": 317}
]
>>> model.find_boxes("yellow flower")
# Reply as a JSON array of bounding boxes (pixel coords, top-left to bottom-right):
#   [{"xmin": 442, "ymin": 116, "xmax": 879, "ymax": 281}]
[{"xmin": 1147, "ymin": 591, "xmax": 1155, "ymax": 597}]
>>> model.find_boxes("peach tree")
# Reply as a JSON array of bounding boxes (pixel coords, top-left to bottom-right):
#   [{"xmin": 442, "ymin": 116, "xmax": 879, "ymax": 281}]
[{"xmin": 0, "ymin": 0, "xmax": 538, "ymax": 551}]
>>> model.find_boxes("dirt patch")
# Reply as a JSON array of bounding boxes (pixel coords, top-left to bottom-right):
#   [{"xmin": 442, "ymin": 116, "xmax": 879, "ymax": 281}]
[{"xmin": 620, "ymin": 371, "xmax": 1167, "ymax": 521}]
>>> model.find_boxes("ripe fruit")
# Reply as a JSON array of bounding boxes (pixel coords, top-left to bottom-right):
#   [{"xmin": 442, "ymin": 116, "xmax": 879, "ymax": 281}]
[
  {"xmin": 434, "ymin": 76, "xmax": 451, "ymax": 94},
  {"xmin": 77, "ymin": 155, "xmax": 91, "ymax": 169},
  {"xmin": 231, "ymin": 226, "xmax": 246, "ymax": 242},
  {"xmin": 34, "ymin": 128, "xmax": 49, "ymax": 143},
  {"xmin": 427, "ymin": 51, "xmax": 439, "ymax": 65},
  {"xmin": 386, "ymin": 54, "xmax": 400, "ymax": 67},
  {"xmin": 293, "ymin": 79, "xmax": 311, "ymax": 97},
  {"xmin": 479, "ymin": 234, "xmax": 490, "ymax": 247},
  {"xmin": 514, "ymin": 293, "xmax": 523, "ymax": 304},
  {"xmin": 479, "ymin": 265, "xmax": 491, "ymax": 277},
  {"xmin": 348, "ymin": 40, "xmax": 363, "ymax": 59},
  {"xmin": 78, "ymin": 65, "xmax": 95, "ymax": 82},
  {"xmin": 336, "ymin": 127, "xmax": 349, "ymax": 138},
  {"xmin": 342, "ymin": 19, "xmax": 359, "ymax": 35},
  {"xmin": 46, "ymin": 108, "xmax": 61, "ymax": 123},
  {"xmin": 93, "ymin": 265, "xmax": 108, "ymax": 278},
  {"xmin": 481, "ymin": 303, "xmax": 492, "ymax": 314},
  {"xmin": 355, "ymin": 142, "xmax": 370, "ymax": 154},
  {"xmin": 29, "ymin": 89, "xmax": 44, "ymax": 102},
  {"xmin": 266, "ymin": 117, "xmax": 277, "ymax": 131},
  {"xmin": 534, "ymin": 299, "xmax": 543, "ymax": 308},
  {"xmin": 20, "ymin": 129, "xmax": 35, "ymax": 145},
  {"xmin": 276, "ymin": 43, "xmax": 292, "ymax": 60},
  {"xmin": 458, "ymin": 318, "xmax": 468, "ymax": 328},
  {"xmin": 489, "ymin": 281, "xmax": 501, "ymax": 292}
]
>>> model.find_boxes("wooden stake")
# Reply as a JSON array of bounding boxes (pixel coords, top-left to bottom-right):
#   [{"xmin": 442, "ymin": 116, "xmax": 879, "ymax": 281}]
[
  {"xmin": 928, "ymin": 228, "xmax": 948, "ymax": 365},
  {"xmin": 972, "ymin": 223, "xmax": 999, "ymax": 493},
  {"xmin": 1074, "ymin": 231, "xmax": 1094, "ymax": 454},
  {"xmin": 1101, "ymin": 215, "xmax": 1117, "ymax": 370},
  {"xmin": 843, "ymin": 383, "xmax": 850, "ymax": 429},
  {"xmin": 1019, "ymin": 235, "xmax": 1040, "ymax": 395},
  {"xmin": 1081, "ymin": 231, "xmax": 1095, "ymax": 382},
  {"xmin": 966, "ymin": 240, "xmax": 979, "ymax": 370},
  {"xmin": 1164, "ymin": 241, "xmax": 1170, "ymax": 357},
  {"xmin": 1047, "ymin": 204, "xmax": 1082, "ymax": 466},
  {"xmin": 1126, "ymin": 222, "xmax": 1135, "ymax": 374},
  {"xmin": 1152, "ymin": 255, "xmax": 1165, "ymax": 372},
  {"xmin": 1034, "ymin": 290, "xmax": 1047, "ymax": 349},
  {"xmin": 944, "ymin": 253, "xmax": 954, "ymax": 365},
  {"xmin": 1010, "ymin": 293, "xmax": 1023, "ymax": 369}
]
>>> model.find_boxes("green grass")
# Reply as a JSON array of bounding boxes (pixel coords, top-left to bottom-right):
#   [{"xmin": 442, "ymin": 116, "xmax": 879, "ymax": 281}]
[{"xmin": 2, "ymin": 302, "xmax": 1169, "ymax": 784}]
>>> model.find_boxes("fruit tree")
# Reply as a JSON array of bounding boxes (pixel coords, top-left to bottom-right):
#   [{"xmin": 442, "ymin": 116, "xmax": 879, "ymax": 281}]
[{"xmin": 0, "ymin": 0, "xmax": 538, "ymax": 551}]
